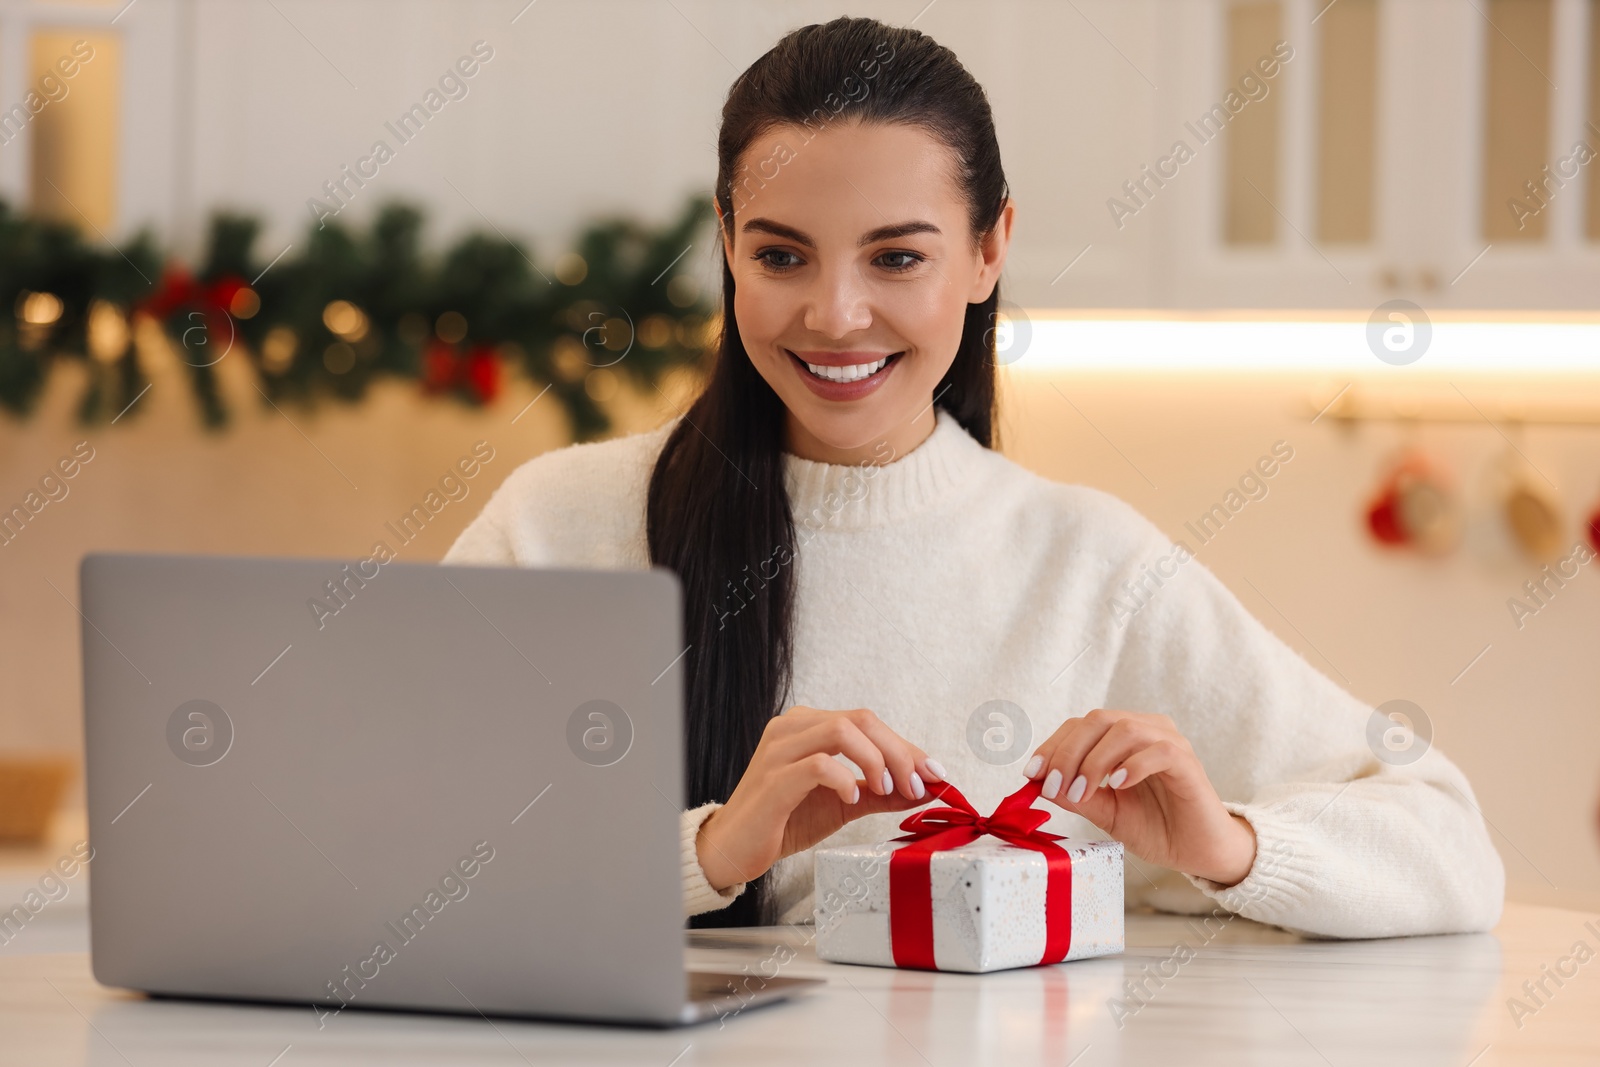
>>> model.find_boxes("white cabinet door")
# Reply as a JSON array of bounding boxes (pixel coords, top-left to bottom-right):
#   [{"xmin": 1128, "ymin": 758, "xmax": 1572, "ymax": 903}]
[
  {"xmin": 1161, "ymin": 0, "xmax": 1600, "ymax": 310},
  {"xmin": 1445, "ymin": 0, "xmax": 1600, "ymax": 308},
  {"xmin": 1160, "ymin": 0, "xmax": 1389, "ymax": 308}
]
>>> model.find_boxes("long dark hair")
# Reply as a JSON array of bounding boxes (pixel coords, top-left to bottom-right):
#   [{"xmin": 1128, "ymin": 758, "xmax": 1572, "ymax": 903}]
[{"xmin": 647, "ymin": 15, "xmax": 1009, "ymax": 927}]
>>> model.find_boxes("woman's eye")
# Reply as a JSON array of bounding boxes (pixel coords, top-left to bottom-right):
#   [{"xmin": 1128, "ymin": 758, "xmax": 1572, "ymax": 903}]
[
  {"xmin": 751, "ymin": 249, "xmax": 924, "ymax": 273},
  {"xmin": 753, "ymin": 249, "xmax": 801, "ymax": 271},
  {"xmin": 877, "ymin": 251, "xmax": 923, "ymax": 272}
]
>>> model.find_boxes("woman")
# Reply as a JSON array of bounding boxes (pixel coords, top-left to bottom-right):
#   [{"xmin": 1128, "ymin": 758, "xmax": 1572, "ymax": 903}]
[{"xmin": 445, "ymin": 16, "xmax": 1503, "ymax": 939}]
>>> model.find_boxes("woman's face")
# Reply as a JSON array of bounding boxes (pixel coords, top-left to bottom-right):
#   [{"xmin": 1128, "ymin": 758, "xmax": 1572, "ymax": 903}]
[{"xmin": 717, "ymin": 120, "xmax": 1014, "ymax": 465}]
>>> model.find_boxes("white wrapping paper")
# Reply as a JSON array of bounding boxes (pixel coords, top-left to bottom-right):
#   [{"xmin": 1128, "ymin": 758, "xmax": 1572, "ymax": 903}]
[{"xmin": 813, "ymin": 836, "xmax": 1124, "ymax": 973}]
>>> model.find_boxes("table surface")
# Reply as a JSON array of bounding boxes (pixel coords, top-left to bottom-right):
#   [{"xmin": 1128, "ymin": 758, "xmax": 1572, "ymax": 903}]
[{"xmin": 2, "ymin": 894, "xmax": 1598, "ymax": 1067}]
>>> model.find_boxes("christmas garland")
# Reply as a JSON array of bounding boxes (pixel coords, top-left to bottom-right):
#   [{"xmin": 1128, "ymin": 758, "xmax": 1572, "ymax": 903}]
[{"xmin": 0, "ymin": 194, "xmax": 716, "ymax": 440}]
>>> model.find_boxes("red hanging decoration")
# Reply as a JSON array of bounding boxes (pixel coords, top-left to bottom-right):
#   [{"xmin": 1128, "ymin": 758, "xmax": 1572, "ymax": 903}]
[
  {"xmin": 1366, "ymin": 489, "xmax": 1408, "ymax": 545},
  {"xmin": 1363, "ymin": 449, "xmax": 1462, "ymax": 555}
]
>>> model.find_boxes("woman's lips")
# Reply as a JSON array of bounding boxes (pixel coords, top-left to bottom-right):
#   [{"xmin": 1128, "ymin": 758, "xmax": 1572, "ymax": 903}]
[{"xmin": 787, "ymin": 349, "xmax": 902, "ymax": 401}]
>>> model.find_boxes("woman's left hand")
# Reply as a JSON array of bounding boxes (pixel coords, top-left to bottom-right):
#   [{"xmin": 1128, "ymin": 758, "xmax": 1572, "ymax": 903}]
[{"xmin": 1025, "ymin": 708, "xmax": 1257, "ymax": 886}]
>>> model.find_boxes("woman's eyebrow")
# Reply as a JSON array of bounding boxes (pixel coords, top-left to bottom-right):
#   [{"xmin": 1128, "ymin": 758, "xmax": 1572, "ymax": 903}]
[{"xmin": 741, "ymin": 218, "xmax": 942, "ymax": 248}]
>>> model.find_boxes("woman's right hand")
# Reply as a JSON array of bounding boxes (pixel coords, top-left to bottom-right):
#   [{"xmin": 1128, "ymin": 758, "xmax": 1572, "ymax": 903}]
[{"xmin": 694, "ymin": 706, "xmax": 946, "ymax": 892}]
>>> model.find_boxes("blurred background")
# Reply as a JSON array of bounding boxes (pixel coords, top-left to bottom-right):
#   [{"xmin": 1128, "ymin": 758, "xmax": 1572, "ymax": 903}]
[{"xmin": 1, "ymin": 0, "xmax": 1598, "ymax": 935}]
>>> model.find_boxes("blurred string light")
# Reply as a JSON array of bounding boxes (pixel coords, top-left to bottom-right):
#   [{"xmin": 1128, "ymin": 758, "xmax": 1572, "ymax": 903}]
[
  {"xmin": 637, "ymin": 315, "xmax": 673, "ymax": 348},
  {"xmin": 585, "ymin": 367, "xmax": 619, "ymax": 401},
  {"xmin": 261, "ymin": 327, "xmax": 297, "ymax": 374},
  {"xmin": 87, "ymin": 301, "xmax": 129, "ymax": 363},
  {"xmin": 322, "ymin": 300, "xmax": 368, "ymax": 341},
  {"xmin": 665, "ymin": 274, "xmax": 699, "ymax": 308},
  {"xmin": 15, "ymin": 291, "xmax": 64, "ymax": 351},
  {"xmin": 435, "ymin": 311, "xmax": 467, "ymax": 344},
  {"xmin": 554, "ymin": 253, "xmax": 587, "ymax": 286},
  {"xmin": 19, "ymin": 291, "xmax": 64, "ymax": 325},
  {"xmin": 229, "ymin": 287, "xmax": 260, "ymax": 318},
  {"xmin": 0, "ymin": 193, "xmax": 720, "ymax": 436}
]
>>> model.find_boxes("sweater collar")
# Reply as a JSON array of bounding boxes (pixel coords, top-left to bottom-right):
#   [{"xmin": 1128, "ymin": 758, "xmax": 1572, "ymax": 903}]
[{"xmin": 781, "ymin": 408, "xmax": 988, "ymax": 531}]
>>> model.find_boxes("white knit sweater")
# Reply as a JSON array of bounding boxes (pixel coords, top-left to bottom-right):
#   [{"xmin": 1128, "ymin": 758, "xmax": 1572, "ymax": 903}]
[{"xmin": 443, "ymin": 408, "xmax": 1504, "ymax": 939}]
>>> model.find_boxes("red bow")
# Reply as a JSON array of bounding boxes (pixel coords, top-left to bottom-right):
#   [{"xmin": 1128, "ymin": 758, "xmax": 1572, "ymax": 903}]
[{"xmin": 887, "ymin": 777, "xmax": 1073, "ymax": 969}]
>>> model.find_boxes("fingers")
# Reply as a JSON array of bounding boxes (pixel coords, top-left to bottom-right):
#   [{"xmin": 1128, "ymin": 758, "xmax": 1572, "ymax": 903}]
[
  {"xmin": 777, "ymin": 752, "xmax": 932, "ymax": 817},
  {"xmin": 1026, "ymin": 708, "xmax": 1122, "ymax": 801},
  {"xmin": 773, "ymin": 708, "xmax": 941, "ymax": 802},
  {"xmin": 1071, "ymin": 719, "xmax": 1171, "ymax": 804},
  {"xmin": 1110, "ymin": 740, "xmax": 1187, "ymax": 793},
  {"xmin": 782, "ymin": 751, "xmax": 861, "ymax": 808},
  {"xmin": 775, "ymin": 717, "xmax": 892, "ymax": 797},
  {"xmin": 1027, "ymin": 709, "xmax": 1178, "ymax": 804},
  {"xmin": 843, "ymin": 708, "xmax": 935, "ymax": 801}
]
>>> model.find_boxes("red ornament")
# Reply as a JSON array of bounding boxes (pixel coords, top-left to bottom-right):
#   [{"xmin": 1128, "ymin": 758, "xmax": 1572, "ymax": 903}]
[
  {"xmin": 208, "ymin": 276, "xmax": 248, "ymax": 315},
  {"xmin": 463, "ymin": 345, "xmax": 500, "ymax": 403},
  {"xmin": 140, "ymin": 267, "xmax": 198, "ymax": 319},
  {"xmin": 1588, "ymin": 504, "xmax": 1600, "ymax": 554},
  {"xmin": 420, "ymin": 341, "xmax": 499, "ymax": 403},
  {"xmin": 136, "ymin": 267, "xmax": 250, "ymax": 355},
  {"xmin": 422, "ymin": 341, "xmax": 459, "ymax": 392}
]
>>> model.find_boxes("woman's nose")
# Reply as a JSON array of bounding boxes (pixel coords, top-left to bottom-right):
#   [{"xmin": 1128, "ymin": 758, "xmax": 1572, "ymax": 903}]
[{"xmin": 802, "ymin": 264, "xmax": 873, "ymax": 337}]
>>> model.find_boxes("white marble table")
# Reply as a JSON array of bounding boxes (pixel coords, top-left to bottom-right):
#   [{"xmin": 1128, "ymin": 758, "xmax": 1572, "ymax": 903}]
[{"xmin": 2, "ymin": 901, "xmax": 1597, "ymax": 1066}]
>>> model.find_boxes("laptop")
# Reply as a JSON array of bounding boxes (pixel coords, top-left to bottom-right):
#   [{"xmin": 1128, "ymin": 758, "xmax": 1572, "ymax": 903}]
[{"xmin": 79, "ymin": 552, "xmax": 822, "ymax": 1026}]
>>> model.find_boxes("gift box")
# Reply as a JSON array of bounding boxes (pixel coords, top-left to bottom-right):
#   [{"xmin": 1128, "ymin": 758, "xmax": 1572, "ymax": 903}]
[{"xmin": 813, "ymin": 779, "xmax": 1124, "ymax": 973}]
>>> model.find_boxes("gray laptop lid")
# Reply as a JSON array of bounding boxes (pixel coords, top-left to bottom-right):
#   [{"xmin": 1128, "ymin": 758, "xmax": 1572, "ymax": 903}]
[{"xmin": 81, "ymin": 552, "xmax": 688, "ymax": 1025}]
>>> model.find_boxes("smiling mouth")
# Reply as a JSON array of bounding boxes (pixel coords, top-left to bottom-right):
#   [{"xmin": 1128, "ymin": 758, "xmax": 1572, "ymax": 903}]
[{"xmin": 788, "ymin": 351, "xmax": 903, "ymax": 383}]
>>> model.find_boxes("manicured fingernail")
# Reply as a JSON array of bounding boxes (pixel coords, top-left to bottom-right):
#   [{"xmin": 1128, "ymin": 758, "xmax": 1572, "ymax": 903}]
[
  {"xmin": 1065, "ymin": 774, "xmax": 1087, "ymax": 803},
  {"xmin": 924, "ymin": 758, "xmax": 946, "ymax": 781},
  {"xmin": 1024, "ymin": 754, "xmax": 1044, "ymax": 778},
  {"xmin": 881, "ymin": 769, "xmax": 893, "ymax": 795},
  {"xmin": 1108, "ymin": 767, "xmax": 1128, "ymax": 788},
  {"xmin": 852, "ymin": 784, "xmax": 861, "ymax": 804},
  {"xmin": 910, "ymin": 772, "xmax": 925, "ymax": 799},
  {"xmin": 1041, "ymin": 768, "xmax": 1062, "ymax": 799}
]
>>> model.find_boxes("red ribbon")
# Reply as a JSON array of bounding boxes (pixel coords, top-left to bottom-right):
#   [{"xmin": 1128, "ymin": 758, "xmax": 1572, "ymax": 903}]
[{"xmin": 887, "ymin": 777, "xmax": 1073, "ymax": 969}]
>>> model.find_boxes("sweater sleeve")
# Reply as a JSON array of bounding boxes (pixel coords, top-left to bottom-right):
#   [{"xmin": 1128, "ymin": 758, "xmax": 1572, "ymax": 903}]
[
  {"xmin": 682, "ymin": 802, "xmax": 748, "ymax": 917},
  {"xmin": 440, "ymin": 459, "xmax": 744, "ymax": 920},
  {"xmin": 1100, "ymin": 501, "xmax": 1505, "ymax": 939},
  {"xmin": 442, "ymin": 489, "xmax": 517, "ymax": 566}
]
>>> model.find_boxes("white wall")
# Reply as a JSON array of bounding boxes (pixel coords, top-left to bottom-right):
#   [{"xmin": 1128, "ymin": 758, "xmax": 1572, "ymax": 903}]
[
  {"xmin": 0, "ymin": 0, "xmax": 1169, "ymax": 304},
  {"xmin": 175, "ymin": 0, "xmax": 1165, "ymax": 310}
]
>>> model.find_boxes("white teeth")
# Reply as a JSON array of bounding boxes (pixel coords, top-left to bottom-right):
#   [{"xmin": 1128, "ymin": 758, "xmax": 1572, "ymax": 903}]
[{"xmin": 803, "ymin": 356, "xmax": 890, "ymax": 382}]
